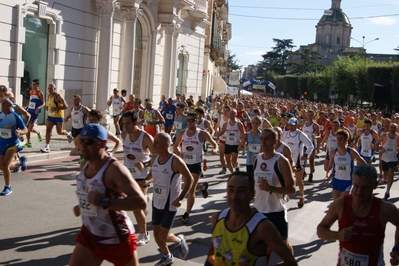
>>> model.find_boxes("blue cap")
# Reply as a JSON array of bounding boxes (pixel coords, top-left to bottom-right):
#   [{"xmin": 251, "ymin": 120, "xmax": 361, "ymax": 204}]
[
  {"xmin": 288, "ymin": 118, "xmax": 298, "ymax": 125},
  {"xmin": 80, "ymin": 124, "xmax": 108, "ymax": 141}
]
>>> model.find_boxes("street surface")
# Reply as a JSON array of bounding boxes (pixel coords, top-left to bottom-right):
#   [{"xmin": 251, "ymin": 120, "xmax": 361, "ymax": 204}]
[{"xmin": 1, "ymin": 151, "xmax": 398, "ymax": 266}]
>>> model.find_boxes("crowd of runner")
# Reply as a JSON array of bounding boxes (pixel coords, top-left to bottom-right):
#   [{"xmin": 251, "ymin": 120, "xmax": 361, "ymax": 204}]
[{"xmin": 1, "ymin": 80, "xmax": 399, "ymax": 265}]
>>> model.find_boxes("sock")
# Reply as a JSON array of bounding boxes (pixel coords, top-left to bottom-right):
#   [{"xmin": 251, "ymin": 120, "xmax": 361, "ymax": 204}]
[
  {"xmin": 164, "ymin": 253, "xmax": 172, "ymax": 258},
  {"xmin": 45, "ymin": 144, "xmax": 49, "ymax": 148}
]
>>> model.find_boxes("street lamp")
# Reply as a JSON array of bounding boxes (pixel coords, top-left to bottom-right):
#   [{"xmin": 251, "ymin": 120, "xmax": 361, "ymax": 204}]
[{"xmin": 350, "ymin": 36, "xmax": 379, "ymax": 53}]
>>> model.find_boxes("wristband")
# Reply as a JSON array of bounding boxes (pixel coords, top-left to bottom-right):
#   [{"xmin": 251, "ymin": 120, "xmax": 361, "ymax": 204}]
[
  {"xmin": 392, "ymin": 245, "xmax": 399, "ymax": 253},
  {"xmin": 270, "ymin": 186, "xmax": 275, "ymax": 194},
  {"xmin": 101, "ymin": 197, "xmax": 111, "ymax": 210}
]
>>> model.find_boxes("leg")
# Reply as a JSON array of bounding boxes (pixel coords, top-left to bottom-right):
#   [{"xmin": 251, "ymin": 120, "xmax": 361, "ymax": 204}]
[
  {"xmin": 153, "ymin": 225, "xmax": 179, "ymax": 255},
  {"xmin": 55, "ymin": 122, "xmax": 68, "ymax": 136},
  {"xmin": 0, "ymin": 147, "xmax": 18, "ymax": 186},
  {"xmin": 125, "ymin": 251, "xmax": 139, "ymax": 266},
  {"xmin": 113, "ymin": 116, "xmax": 120, "ymax": 132},
  {"xmin": 68, "ymin": 242, "xmax": 103, "ymax": 266},
  {"xmin": 225, "ymin": 153, "xmax": 233, "ymax": 173},
  {"xmin": 231, "ymin": 152, "xmax": 239, "ymax": 170},
  {"xmin": 332, "ymin": 189, "xmax": 342, "ymax": 200},
  {"xmin": 45, "ymin": 120, "xmax": 55, "ymax": 145},
  {"xmin": 219, "ymin": 143, "xmax": 226, "ymax": 168},
  {"xmin": 185, "ymin": 173, "xmax": 200, "ymax": 214},
  {"xmin": 295, "ymin": 169, "xmax": 305, "ymax": 198}
]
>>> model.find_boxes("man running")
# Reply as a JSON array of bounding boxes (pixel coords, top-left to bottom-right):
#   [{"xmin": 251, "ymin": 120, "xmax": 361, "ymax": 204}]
[
  {"xmin": 173, "ymin": 112, "xmax": 218, "ymax": 224},
  {"xmin": 107, "ymin": 88, "xmax": 126, "ymax": 136},
  {"xmin": 24, "ymin": 79, "xmax": 44, "ymax": 147},
  {"xmin": 69, "ymin": 124, "xmax": 147, "ymax": 266}
]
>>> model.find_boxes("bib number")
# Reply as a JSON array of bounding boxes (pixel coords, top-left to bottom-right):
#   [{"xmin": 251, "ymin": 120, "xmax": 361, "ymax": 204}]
[
  {"xmin": 0, "ymin": 128, "xmax": 12, "ymax": 139},
  {"xmin": 175, "ymin": 122, "xmax": 182, "ymax": 129},
  {"xmin": 29, "ymin": 102, "xmax": 36, "ymax": 109},
  {"xmin": 249, "ymin": 144, "xmax": 260, "ymax": 152},
  {"xmin": 184, "ymin": 152, "xmax": 197, "ymax": 163},
  {"xmin": 153, "ymin": 183, "xmax": 167, "ymax": 199},
  {"xmin": 166, "ymin": 113, "xmax": 173, "ymax": 120},
  {"xmin": 76, "ymin": 190, "xmax": 97, "ymax": 217},
  {"xmin": 256, "ymin": 172, "xmax": 272, "ymax": 184},
  {"xmin": 340, "ymin": 248, "xmax": 368, "ymax": 266}
]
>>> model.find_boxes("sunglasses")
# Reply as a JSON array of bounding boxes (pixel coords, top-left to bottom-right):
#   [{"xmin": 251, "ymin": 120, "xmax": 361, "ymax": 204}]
[
  {"xmin": 186, "ymin": 119, "xmax": 196, "ymax": 122},
  {"xmin": 79, "ymin": 138, "xmax": 98, "ymax": 145}
]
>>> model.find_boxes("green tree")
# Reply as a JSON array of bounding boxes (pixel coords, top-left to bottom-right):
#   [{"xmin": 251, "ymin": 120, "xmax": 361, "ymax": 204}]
[
  {"xmin": 227, "ymin": 50, "xmax": 242, "ymax": 71},
  {"xmin": 290, "ymin": 48, "xmax": 324, "ymax": 74},
  {"xmin": 259, "ymin": 39, "xmax": 296, "ymax": 75}
]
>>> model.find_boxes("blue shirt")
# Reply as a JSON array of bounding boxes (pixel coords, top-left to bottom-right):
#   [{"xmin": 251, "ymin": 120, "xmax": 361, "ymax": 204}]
[{"xmin": 0, "ymin": 110, "xmax": 26, "ymax": 145}]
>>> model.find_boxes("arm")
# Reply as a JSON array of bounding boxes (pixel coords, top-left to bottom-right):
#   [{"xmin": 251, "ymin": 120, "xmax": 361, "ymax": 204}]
[
  {"xmin": 172, "ymin": 131, "xmax": 184, "ymax": 157},
  {"xmin": 260, "ymin": 220, "xmax": 297, "ymax": 265},
  {"xmin": 313, "ymin": 123, "xmax": 320, "ymax": 139},
  {"xmin": 143, "ymin": 133, "xmax": 157, "ymax": 155},
  {"xmin": 382, "ymin": 202, "xmax": 399, "ymax": 265},
  {"xmin": 202, "ymin": 130, "xmax": 218, "ymax": 154},
  {"xmin": 300, "ymin": 132, "xmax": 314, "ymax": 159},
  {"xmin": 107, "ymin": 131, "xmax": 121, "ymax": 156},
  {"xmin": 107, "ymin": 96, "xmax": 112, "ymax": 107},
  {"xmin": 206, "ymin": 213, "xmax": 219, "ymax": 265},
  {"xmin": 154, "ymin": 109, "xmax": 165, "ymax": 124},
  {"xmin": 171, "ymin": 156, "xmax": 193, "ymax": 207},
  {"xmin": 64, "ymin": 107, "xmax": 73, "ymax": 122},
  {"xmin": 36, "ymin": 91, "xmax": 46, "ymax": 114},
  {"xmin": 204, "ymin": 120, "xmax": 214, "ymax": 136},
  {"xmin": 282, "ymin": 145, "xmax": 295, "ymax": 170},
  {"xmin": 87, "ymin": 161, "xmax": 147, "ymax": 211},
  {"xmin": 325, "ymin": 149, "xmax": 335, "ymax": 177},
  {"xmin": 15, "ymin": 105, "xmax": 31, "ymax": 125},
  {"xmin": 349, "ymin": 148, "xmax": 366, "ymax": 164},
  {"xmin": 56, "ymin": 94, "xmax": 69, "ymax": 110}
]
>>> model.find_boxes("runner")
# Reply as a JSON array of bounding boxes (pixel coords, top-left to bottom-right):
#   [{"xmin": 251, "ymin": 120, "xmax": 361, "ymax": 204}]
[
  {"xmin": 355, "ymin": 119, "xmax": 379, "ymax": 164},
  {"xmin": 41, "ymin": 83, "xmax": 72, "ymax": 153},
  {"xmin": 106, "ymin": 88, "xmax": 126, "ymax": 136},
  {"xmin": 173, "ymin": 112, "xmax": 218, "ymax": 224},
  {"xmin": 143, "ymin": 99, "xmax": 164, "ymax": 137},
  {"xmin": 69, "ymin": 124, "xmax": 147, "ymax": 266},
  {"xmin": 24, "ymin": 79, "xmax": 44, "ymax": 148}
]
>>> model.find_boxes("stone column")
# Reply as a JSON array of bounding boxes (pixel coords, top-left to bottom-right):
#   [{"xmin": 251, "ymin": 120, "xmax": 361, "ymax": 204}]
[
  {"xmin": 120, "ymin": 6, "xmax": 141, "ymax": 95},
  {"xmin": 160, "ymin": 23, "xmax": 178, "ymax": 98},
  {"xmin": 95, "ymin": 0, "xmax": 119, "ymax": 121},
  {"xmin": 170, "ymin": 24, "xmax": 181, "ymax": 97}
]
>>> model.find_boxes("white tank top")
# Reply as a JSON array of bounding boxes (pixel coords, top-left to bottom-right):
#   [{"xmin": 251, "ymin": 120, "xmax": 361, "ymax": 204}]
[
  {"xmin": 302, "ymin": 122, "xmax": 315, "ymax": 141},
  {"xmin": 275, "ymin": 141, "xmax": 289, "ymax": 154},
  {"xmin": 359, "ymin": 130, "xmax": 374, "ymax": 157},
  {"xmin": 76, "ymin": 158, "xmax": 135, "ymax": 244},
  {"xmin": 327, "ymin": 131, "xmax": 338, "ymax": 152},
  {"xmin": 71, "ymin": 105, "xmax": 85, "ymax": 129},
  {"xmin": 253, "ymin": 153, "xmax": 286, "ymax": 213},
  {"xmin": 347, "ymin": 125, "xmax": 357, "ymax": 139},
  {"xmin": 181, "ymin": 129, "xmax": 203, "ymax": 164},
  {"xmin": 136, "ymin": 109, "xmax": 144, "ymax": 130},
  {"xmin": 219, "ymin": 115, "xmax": 228, "ymax": 141},
  {"xmin": 197, "ymin": 118, "xmax": 206, "ymax": 130},
  {"xmin": 282, "ymin": 130, "xmax": 302, "ymax": 161},
  {"xmin": 381, "ymin": 132, "xmax": 398, "ymax": 162},
  {"xmin": 112, "ymin": 96, "xmax": 123, "ymax": 116},
  {"xmin": 333, "ymin": 148, "xmax": 354, "ymax": 181},
  {"xmin": 225, "ymin": 121, "xmax": 240, "ymax": 145},
  {"xmin": 151, "ymin": 154, "xmax": 182, "ymax": 211},
  {"xmin": 123, "ymin": 131, "xmax": 151, "ymax": 179}
]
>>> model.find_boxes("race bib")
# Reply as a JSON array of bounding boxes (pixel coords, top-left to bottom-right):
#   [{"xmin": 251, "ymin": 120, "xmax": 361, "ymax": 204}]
[
  {"xmin": 184, "ymin": 152, "xmax": 197, "ymax": 163},
  {"xmin": 127, "ymin": 166, "xmax": 139, "ymax": 175},
  {"xmin": 361, "ymin": 147, "xmax": 371, "ymax": 156},
  {"xmin": 228, "ymin": 136, "xmax": 237, "ymax": 142},
  {"xmin": 76, "ymin": 190, "xmax": 97, "ymax": 217},
  {"xmin": 319, "ymin": 125, "xmax": 324, "ymax": 131},
  {"xmin": 385, "ymin": 146, "xmax": 394, "ymax": 152},
  {"xmin": 336, "ymin": 163, "xmax": 349, "ymax": 173},
  {"xmin": 113, "ymin": 107, "xmax": 120, "ymax": 115},
  {"xmin": 29, "ymin": 102, "xmax": 36, "ymax": 109},
  {"xmin": 340, "ymin": 248, "xmax": 368, "ymax": 266},
  {"xmin": 166, "ymin": 113, "xmax": 173, "ymax": 120},
  {"xmin": 249, "ymin": 144, "xmax": 261, "ymax": 152},
  {"xmin": 256, "ymin": 172, "xmax": 273, "ymax": 184},
  {"xmin": 48, "ymin": 109, "xmax": 54, "ymax": 115},
  {"xmin": 153, "ymin": 183, "xmax": 167, "ymax": 199},
  {"xmin": 0, "ymin": 128, "xmax": 12, "ymax": 139},
  {"xmin": 175, "ymin": 122, "xmax": 182, "ymax": 129}
]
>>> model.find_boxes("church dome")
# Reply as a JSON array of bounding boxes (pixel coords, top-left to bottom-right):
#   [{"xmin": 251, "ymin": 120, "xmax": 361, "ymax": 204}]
[{"xmin": 319, "ymin": 9, "xmax": 350, "ymax": 25}]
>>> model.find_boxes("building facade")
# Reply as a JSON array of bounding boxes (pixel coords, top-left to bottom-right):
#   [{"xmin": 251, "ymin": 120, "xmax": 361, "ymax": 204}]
[{"xmin": 0, "ymin": 0, "xmax": 230, "ymax": 125}]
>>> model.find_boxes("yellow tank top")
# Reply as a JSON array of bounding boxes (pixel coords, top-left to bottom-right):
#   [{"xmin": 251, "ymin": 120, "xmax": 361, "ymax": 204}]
[
  {"xmin": 356, "ymin": 118, "xmax": 365, "ymax": 129},
  {"xmin": 212, "ymin": 208, "xmax": 268, "ymax": 266},
  {"xmin": 47, "ymin": 93, "xmax": 64, "ymax": 118}
]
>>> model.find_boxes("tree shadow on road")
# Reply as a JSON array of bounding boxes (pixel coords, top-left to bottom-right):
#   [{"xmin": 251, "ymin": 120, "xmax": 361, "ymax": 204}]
[{"xmin": 0, "ymin": 227, "xmax": 78, "ymax": 265}]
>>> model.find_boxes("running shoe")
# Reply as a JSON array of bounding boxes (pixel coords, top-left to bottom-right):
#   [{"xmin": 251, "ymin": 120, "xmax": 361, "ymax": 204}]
[
  {"xmin": 0, "ymin": 186, "xmax": 12, "ymax": 196},
  {"xmin": 137, "ymin": 232, "xmax": 150, "ymax": 246},
  {"xmin": 201, "ymin": 182, "xmax": 209, "ymax": 199},
  {"xmin": 154, "ymin": 254, "xmax": 174, "ymax": 266},
  {"xmin": 67, "ymin": 132, "xmax": 73, "ymax": 143},
  {"xmin": 384, "ymin": 191, "xmax": 390, "ymax": 200},
  {"xmin": 19, "ymin": 135, "xmax": 24, "ymax": 142},
  {"xmin": 235, "ymin": 166, "xmax": 240, "ymax": 172},
  {"xmin": 297, "ymin": 198, "xmax": 304, "ymax": 208},
  {"xmin": 41, "ymin": 146, "xmax": 50, "ymax": 153},
  {"xmin": 19, "ymin": 156, "xmax": 27, "ymax": 171},
  {"xmin": 12, "ymin": 165, "xmax": 21, "ymax": 173},
  {"xmin": 37, "ymin": 132, "xmax": 43, "ymax": 142},
  {"xmin": 308, "ymin": 173, "xmax": 313, "ymax": 182},
  {"xmin": 218, "ymin": 167, "xmax": 227, "ymax": 175},
  {"xmin": 24, "ymin": 142, "xmax": 32, "ymax": 148},
  {"xmin": 177, "ymin": 234, "xmax": 189, "ymax": 259},
  {"xmin": 179, "ymin": 213, "xmax": 189, "ymax": 224}
]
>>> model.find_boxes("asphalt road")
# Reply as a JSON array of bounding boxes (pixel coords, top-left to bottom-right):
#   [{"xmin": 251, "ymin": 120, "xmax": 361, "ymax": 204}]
[{"xmin": 1, "ymin": 152, "xmax": 398, "ymax": 266}]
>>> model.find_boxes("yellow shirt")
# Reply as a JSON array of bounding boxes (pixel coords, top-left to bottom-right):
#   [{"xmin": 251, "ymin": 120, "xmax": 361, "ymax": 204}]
[
  {"xmin": 47, "ymin": 93, "xmax": 65, "ymax": 118},
  {"xmin": 212, "ymin": 208, "xmax": 268, "ymax": 266}
]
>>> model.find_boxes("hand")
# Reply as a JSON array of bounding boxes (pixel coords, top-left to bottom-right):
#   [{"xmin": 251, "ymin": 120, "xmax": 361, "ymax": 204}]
[
  {"xmin": 137, "ymin": 180, "xmax": 146, "ymax": 187},
  {"xmin": 108, "ymin": 152, "xmax": 114, "ymax": 157},
  {"xmin": 258, "ymin": 179, "xmax": 271, "ymax": 192},
  {"xmin": 171, "ymin": 197, "xmax": 182, "ymax": 208},
  {"xmin": 380, "ymin": 148, "xmax": 386, "ymax": 154},
  {"xmin": 300, "ymin": 155, "xmax": 307, "ymax": 161},
  {"xmin": 338, "ymin": 226, "xmax": 355, "ymax": 241},
  {"xmin": 87, "ymin": 191, "xmax": 103, "ymax": 207},
  {"xmin": 237, "ymin": 145, "xmax": 242, "ymax": 152},
  {"xmin": 35, "ymin": 108, "xmax": 39, "ymax": 115},
  {"xmin": 73, "ymin": 205, "xmax": 81, "ymax": 217},
  {"xmin": 390, "ymin": 250, "xmax": 399, "ymax": 265}
]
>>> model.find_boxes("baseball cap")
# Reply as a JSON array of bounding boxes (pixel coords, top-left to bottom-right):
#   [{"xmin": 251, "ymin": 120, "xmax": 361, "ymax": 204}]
[
  {"xmin": 288, "ymin": 118, "xmax": 298, "ymax": 125},
  {"xmin": 80, "ymin": 124, "xmax": 108, "ymax": 141}
]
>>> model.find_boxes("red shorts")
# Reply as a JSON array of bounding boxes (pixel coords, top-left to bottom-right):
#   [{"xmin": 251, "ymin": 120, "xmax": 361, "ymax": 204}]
[
  {"xmin": 75, "ymin": 225, "xmax": 137, "ymax": 266},
  {"xmin": 144, "ymin": 125, "xmax": 157, "ymax": 137}
]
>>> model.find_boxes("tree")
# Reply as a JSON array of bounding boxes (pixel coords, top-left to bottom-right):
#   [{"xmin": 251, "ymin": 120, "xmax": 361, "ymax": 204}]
[
  {"xmin": 290, "ymin": 48, "xmax": 324, "ymax": 74},
  {"xmin": 395, "ymin": 46, "xmax": 399, "ymax": 54},
  {"xmin": 227, "ymin": 50, "xmax": 242, "ymax": 71},
  {"xmin": 259, "ymin": 39, "xmax": 296, "ymax": 75}
]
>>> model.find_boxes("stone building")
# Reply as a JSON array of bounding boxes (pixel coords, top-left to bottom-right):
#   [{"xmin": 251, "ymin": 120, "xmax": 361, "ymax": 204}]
[{"xmin": 0, "ymin": 0, "xmax": 229, "ymax": 125}]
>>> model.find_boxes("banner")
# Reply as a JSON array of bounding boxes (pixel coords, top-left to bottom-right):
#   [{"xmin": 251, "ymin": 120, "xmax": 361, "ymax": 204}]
[
  {"xmin": 253, "ymin": 84, "xmax": 265, "ymax": 91},
  {"xmin": 227, "ymin": 86, "xmax": 239, "ymax": 95},
  {"xmin": 229, "ymin": 72, "xmax": 240, "ymax": 86}
]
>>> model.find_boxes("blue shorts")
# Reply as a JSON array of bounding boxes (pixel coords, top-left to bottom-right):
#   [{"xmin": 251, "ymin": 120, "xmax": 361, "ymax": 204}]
[
  {"xmin": 332, "ymin": 178, "xmax": 352, "ymax": 192},
  {"xmin": 28, "ymin": 112, "xmax": 39, "ymax": 125},
  {"xmin": 164, "ymin": 120, "xmax": 174, "ymax": 127},
  {"xmin": 47, "ymin": 116, "xmax": 64, "ymax": 125},
  {"xmin": 0, "ymin": 142, "xmax": 18, "ymax": 155}
]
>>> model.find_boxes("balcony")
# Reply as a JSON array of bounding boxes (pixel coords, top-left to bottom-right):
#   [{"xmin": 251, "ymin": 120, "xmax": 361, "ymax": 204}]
[{"xmin": 191, "ymin": 0, "xmax": 208, "ymax": 19}]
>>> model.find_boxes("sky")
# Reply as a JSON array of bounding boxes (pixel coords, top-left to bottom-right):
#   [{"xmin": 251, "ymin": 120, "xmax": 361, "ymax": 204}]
[{"xmin": 227, "ymin": 0, "xmax": 399, "ymax": 68}]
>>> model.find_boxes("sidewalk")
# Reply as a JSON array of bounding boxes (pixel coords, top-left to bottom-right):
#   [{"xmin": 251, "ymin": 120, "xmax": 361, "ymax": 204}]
[{"xmin": 19, "ymin": 125, "xmax": 122, "ymax": 163}]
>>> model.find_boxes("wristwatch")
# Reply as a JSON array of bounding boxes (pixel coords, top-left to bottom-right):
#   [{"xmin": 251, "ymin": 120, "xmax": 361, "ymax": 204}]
[
  {"xmin": 270, "ymin": 186, "xmax": 275, "ymax": 194},
  {"xmin": 101, "ymin": 197, "xmax": 111, "ymax": 210}
]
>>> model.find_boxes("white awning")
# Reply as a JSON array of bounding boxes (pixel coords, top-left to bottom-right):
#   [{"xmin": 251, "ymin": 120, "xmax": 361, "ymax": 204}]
[{"xmin": 213, "ymin": 76, "xmax": 227, "ymax": 93}]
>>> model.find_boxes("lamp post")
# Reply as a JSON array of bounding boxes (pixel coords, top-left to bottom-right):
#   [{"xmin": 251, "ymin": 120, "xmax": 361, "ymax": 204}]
[{"xmin": 350, "ymin": 36, "xmax": 379, "ymax": 54}]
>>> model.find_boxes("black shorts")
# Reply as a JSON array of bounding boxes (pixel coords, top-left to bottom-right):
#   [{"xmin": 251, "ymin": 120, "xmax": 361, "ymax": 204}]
[
  {"xmin": 225, "ymin": 144, "xmax": 238, "ymax": 154},
  {"xmin": 263, "ymin": 211, "xmax": 288, "ymax": 239},
  {"xmin": 71, "ymin": 127, "xmax": 83, "ymax": 138},
  {"xmin": 152, "ymin": 207, "xmax": 177, "ymax": 229},
  {"xmin": 382, "ymin": 161, "xmax": 397, "ymax": 171},
  {"xmin": 187, "ymin": 163, "xmax": 202, "ymax": 175}
]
